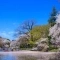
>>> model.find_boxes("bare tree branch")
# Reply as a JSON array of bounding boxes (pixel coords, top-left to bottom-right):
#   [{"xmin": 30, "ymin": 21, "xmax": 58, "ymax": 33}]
[{"xmin": 15, "ymin": 20, "xmax": 35, "ymax": 39}]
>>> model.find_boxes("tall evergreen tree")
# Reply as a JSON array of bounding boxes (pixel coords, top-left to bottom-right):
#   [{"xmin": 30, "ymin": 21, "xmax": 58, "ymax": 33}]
[{"xmin": 48, "ymin": 7, "xmax": 57, "ymax": 27}]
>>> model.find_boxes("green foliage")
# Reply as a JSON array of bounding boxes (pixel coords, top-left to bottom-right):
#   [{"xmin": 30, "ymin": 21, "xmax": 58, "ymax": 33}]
[
  {"xmin": 19, "ymin": 24, "xmax": 50, "ymax": 49},
  {"xmin": 48, "ymin": 7, "xmax": 57, "ymax": 27},
  {"xmin": 48, "ymin": 45, "xmax": 58, "ymax": 52},
  {"xmin": 49, "ymin": 49, "xmax": 58, "ymax": 52},
  {"xmin": 48, "ymin": 36, "xmax": 58, "ymax": 51},
  {"xmin": 48, "ymin": 36, "xmax": 51, "ymax": 45},
  {"xmin": 28, "ymin": 40, "xmax": 35, "ymax": 48},
  {"xmin": 20, "ymin": 40, "xmax": 35, "ymax": 48},
  {"xmin": 19, "ymin": 36, "xmax": 35, "ymax": 48},
  {"xmin": 20, "ymin": 44, "xmax": 28, "ymax": 48},
  {"xmin": 48, "ymin": 36, "xmax": 54, "ymax": 50},
  {"xmin": 30, "ymin": 25, "xmax": 50, "ymax": 41}
]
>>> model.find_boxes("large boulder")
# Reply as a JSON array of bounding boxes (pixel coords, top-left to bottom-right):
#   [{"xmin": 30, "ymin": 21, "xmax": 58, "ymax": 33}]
[
  {"xmin": 31, "ymin": 38, "xmax": 49, "ymax": 51},
  {"xmin": 37, "ymin": 44, "xmax": 49, "ymax": 52},
  {"xmin": 38, "ymin": 38, "xmax": 48, "ymax": 44},
  {"xmin": 31, "ymin": 47, "xmax": 37, "ymax": 51},
  {"xmin": 37, "ymin": 38, "xmax": 49, "ymax": 51}
]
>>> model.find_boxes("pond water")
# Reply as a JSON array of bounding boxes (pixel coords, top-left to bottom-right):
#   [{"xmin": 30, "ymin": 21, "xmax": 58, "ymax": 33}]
[
  {"xmin": 0, "ymin": 52, "xmax": 58, "ymax": 60},
  {"xmin": 0, "ymin": 54, "xmax": 17, "ymax": 60},
  {"xmin": 0, "ymin": 54, "xmax": 38, "ymax": 60}
]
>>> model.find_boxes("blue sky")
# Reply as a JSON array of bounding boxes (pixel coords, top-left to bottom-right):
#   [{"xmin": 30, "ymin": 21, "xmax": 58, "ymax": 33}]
[{"xmin": 0, "ymin": 0, "xmax": 60, "ymax": 40}]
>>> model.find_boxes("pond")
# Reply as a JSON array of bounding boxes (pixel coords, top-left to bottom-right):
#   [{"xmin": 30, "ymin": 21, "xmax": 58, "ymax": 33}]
[
  {"xmin": 0, "ymin": 54, "xmax": 16, "ymax": 60},
  {"xmin": 0, "ymin": 54, "xmax": 38, "ymax": 60},
  {"xmin": 0, "ymin": 52, "xmax": 59, "ymax": 60}
]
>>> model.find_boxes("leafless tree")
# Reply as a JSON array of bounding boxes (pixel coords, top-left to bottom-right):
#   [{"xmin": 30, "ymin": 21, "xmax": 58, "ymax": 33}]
[{"xmin": 15, "ymin": 20, "xmax": 36, "ymax": 41}]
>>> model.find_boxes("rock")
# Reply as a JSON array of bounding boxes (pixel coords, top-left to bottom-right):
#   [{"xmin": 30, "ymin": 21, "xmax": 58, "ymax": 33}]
[
  {"xmin": 43, "ymin": 45, "xmax": 49, "ymax": 52},
  {"xmin": 37, "ymin": 44, "xmax": 45, "ymax": 51},
  {"xmin": 37, "ymin": 44, "xmax": 49, "ymax": 52},
  {"xmin": 31, "ymin": 47, "xmax": 37, "ymax": 51},
  {"xmin": 39, "ymin": 38, "xmax": 48, "ymax": 44},
  {"xmin": 37, "ymin": 38, "xmax": 49, "ymax": 51},
  {"xmin": 31, "ymin": 38, "xmax": 49, "ymax": 51},
  {"xmin": 35, "ymin": 38, "xmax": 48, "ymax": 45}
]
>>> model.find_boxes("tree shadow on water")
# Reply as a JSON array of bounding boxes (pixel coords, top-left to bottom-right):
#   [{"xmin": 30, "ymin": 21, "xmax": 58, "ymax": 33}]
[
  {"xmin": 49, "ymin": 53, "xmax": 60, "ymax": 60},
  {"xmin": 17, "ymin": 55, "xmax": 37, "ymax": 60}
]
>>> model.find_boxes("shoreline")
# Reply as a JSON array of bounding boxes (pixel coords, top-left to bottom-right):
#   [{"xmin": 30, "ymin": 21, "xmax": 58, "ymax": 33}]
[
  {"xmin": 0, "ymin": 51, "xmax": 58, "ymax": 55},
  {"xmin": 0, "ymin": 51, "xmax": 59, "ymax": 60}
]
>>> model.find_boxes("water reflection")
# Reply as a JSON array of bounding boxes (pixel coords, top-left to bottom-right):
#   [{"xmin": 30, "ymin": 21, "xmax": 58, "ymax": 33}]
[
  {"xmin": 0, "ymin": 54, "xmax": 38, "ymax": 60},
  {"xmin": 0, "ymin": 54, "xmax": 57, "ymax": 60},
  {"xmin": 0, "ymin": 54, "xmax": 16, "ymax": 60},
  {"xmin": 17, "ymin": 55, "xmax": 37, "ymax": 60}
]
